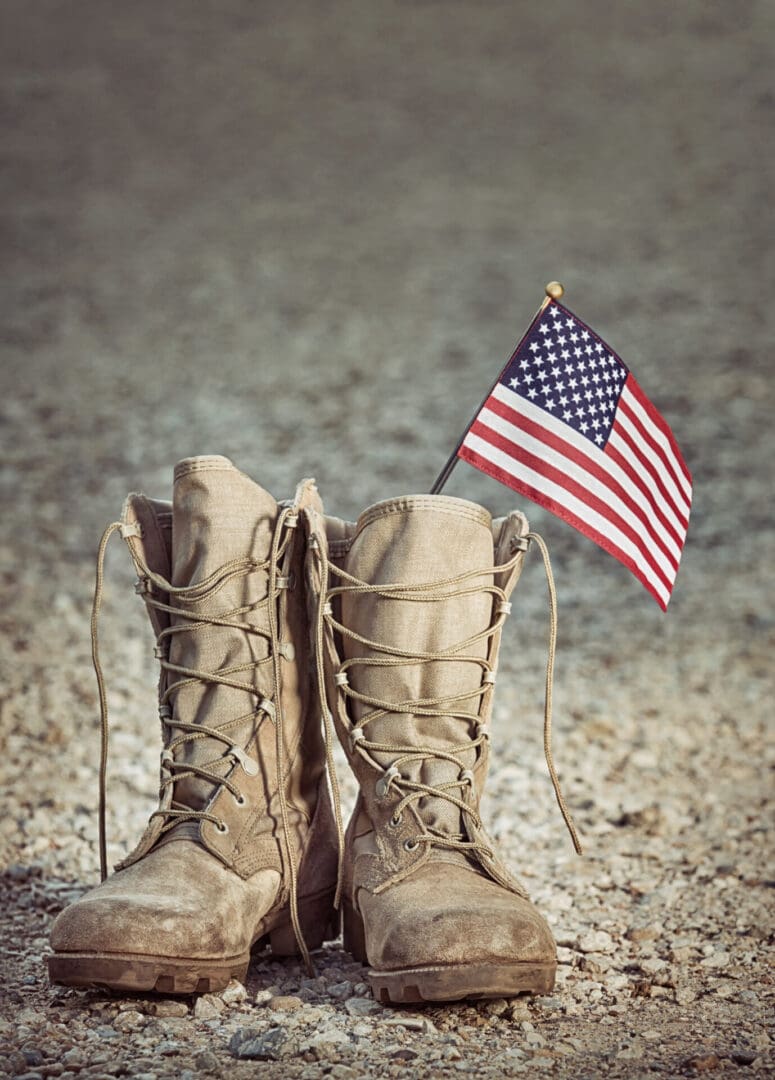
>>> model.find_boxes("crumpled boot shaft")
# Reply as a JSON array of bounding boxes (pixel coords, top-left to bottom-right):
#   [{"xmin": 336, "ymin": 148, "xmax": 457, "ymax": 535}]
[
  {"xmin": 308, "ymin": 493, "xmax": 558, "ymax": 1003},
  {"xmin": 48, "ymin": 456, "xmax": 338, "ymax": 993}
]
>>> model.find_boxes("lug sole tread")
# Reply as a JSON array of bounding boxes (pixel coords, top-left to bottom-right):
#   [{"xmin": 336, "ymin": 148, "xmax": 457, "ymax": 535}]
[{"xmin": 368, "ymin": 960, "xmax": 557, "ymax": 1003}]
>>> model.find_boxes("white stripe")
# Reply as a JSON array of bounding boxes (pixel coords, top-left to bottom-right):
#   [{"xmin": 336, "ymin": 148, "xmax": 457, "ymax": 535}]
[
  {"xmin": 622, "ymin": 384, "xmax": 692, "ymax": 503},
  {"xmin": 477, "ymin": 405, "xmax": 678, "ymax": 582},
  {"xmin": 490, "ymin": 384, "xmax": 685, "ymax": 560},
  {"xmin": 615, "ymin": 391, "xmax": 691, "ymax": 520},
  {"xmin": 462, "ymin": 430, "xmax": 672, "ymax": 605}
]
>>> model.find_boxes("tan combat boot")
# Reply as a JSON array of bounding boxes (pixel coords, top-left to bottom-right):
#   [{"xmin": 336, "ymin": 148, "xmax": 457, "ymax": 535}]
[
  {"xmin": 306, "ymin": 494, "xmax": 578, "ymax": 1004},
  {"xmin": 48, "ymin": 456, "xmax": 339, "ymax": 993}
]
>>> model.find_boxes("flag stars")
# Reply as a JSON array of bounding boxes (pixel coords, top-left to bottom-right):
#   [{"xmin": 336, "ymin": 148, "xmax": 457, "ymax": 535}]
[{"xmin": 503, "ymin": 314, "xmax": 627, "ymax": 448}]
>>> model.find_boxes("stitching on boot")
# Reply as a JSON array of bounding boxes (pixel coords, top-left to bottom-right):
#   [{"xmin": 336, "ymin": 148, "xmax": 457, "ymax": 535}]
[
  {"xmin": 358, "ymin": 494, "xmax": 492, "ymax": 533},
  {"xmin": 173, "ymin": 458, "xmax": 238, "ymax": 479}
]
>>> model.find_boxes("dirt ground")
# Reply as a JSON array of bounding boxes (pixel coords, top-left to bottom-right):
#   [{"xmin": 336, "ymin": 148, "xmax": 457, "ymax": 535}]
[{"xmin": 1, "ymin": 2, "xmax": 773, "ymax": 1077}]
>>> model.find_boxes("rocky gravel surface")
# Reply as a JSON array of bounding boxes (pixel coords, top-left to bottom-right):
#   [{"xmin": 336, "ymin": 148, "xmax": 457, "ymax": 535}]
[{"xmin": 1, "ymin": 1, "xmax": 773, "ymax": 1076}]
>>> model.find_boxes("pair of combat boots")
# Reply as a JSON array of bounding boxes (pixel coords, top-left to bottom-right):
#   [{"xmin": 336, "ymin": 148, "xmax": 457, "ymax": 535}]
[{"xmin": 49, "ymin": 455, "xmax": 569, "ymax": 1004}]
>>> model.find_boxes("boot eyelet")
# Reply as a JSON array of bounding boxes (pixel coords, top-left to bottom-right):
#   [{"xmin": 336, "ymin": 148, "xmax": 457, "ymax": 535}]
[
  {"xmin": 403, "ymin": 838, "xmax": 419, "ymax": 852},
  {"xmin": 216, "ymin": 821, "xmax": 229, "ymax": 835},
  {"xmin": 389, "ymin": 813, "xmax": 403, "ymax": 829},
  {"xmin": 233, "ymin": 793, "xmax": 247, "ymax": 808}
]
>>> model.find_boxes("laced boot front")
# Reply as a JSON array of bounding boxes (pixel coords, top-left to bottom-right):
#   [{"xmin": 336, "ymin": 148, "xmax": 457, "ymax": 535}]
[
  {"xmin": 307, "ymin": 494, "xmax": 579, "ymax": 1004},
  {"xmin": 48, "ymin": 456, "xmax": 339, "ymax": 993}
]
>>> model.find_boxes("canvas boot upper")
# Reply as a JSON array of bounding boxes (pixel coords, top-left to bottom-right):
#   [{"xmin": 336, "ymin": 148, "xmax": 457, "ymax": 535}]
[
  {"xmin": 307, "ymin": 493, "xmax": 574, "ymax": 1002},
  {"xmin": 49, "ymin": 457, "xmax": 338, "ymax": 992}
]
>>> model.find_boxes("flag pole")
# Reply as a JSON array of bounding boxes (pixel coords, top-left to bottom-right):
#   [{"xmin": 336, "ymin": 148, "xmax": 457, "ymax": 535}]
[{"xmin": 429, "ymin": 281, "xmax": 565, "ymax": 495}]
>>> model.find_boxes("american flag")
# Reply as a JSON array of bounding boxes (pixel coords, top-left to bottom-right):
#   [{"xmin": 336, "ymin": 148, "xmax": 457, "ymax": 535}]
[{"xmin": 458, "ymin": 299, "xmax": 692, "ymax": 609}]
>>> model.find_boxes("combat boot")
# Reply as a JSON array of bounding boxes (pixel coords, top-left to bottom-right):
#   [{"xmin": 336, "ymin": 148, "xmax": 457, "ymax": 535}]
[
  {"xmin": 48, "ymin": 456, "xmax": 339, "ymax": 993},
  {"xmin": 306, "ymin": 494, "xmax": 579, "ymax": 1003}
]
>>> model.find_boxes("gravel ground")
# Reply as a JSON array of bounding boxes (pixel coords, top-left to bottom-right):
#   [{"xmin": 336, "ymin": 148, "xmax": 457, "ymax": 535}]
[{"xmin": 1, "ymin": 2, "xmax": 773, "ymax": 1077}]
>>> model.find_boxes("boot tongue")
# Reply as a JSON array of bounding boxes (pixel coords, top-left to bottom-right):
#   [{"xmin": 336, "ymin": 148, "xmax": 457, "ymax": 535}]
[
  {"xmin": 167, "ymin": 456, "xmax": 278, "ymax": 812},
  {"xmin": 341, "ymin": 495, "xmax": 495, "ymax": 837}
]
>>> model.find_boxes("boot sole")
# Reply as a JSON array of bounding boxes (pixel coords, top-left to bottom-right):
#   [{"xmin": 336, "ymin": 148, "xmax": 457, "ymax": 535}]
[
  {"xmin": 47, "ymin": 888, "xmax": 337, "ymax": 994},
  {"xmin": 342, "ymin": 897, "xmax": 556, "ymax": 1003}
]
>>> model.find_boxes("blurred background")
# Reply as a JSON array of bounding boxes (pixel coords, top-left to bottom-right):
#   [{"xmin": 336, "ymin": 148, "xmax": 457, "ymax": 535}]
[{"xmin": 0, "ymin": 0, "xmax": 773, "ymax": 1067}]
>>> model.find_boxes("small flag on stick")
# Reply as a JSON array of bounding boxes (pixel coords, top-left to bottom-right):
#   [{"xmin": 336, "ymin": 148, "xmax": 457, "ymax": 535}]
[{"xmin": 434, "ymin": 284, "xmax": 692, "ymax": 609}]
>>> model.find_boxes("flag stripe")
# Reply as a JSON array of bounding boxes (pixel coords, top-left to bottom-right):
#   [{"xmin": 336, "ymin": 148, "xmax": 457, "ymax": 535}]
[
  {"xmin": 616, "ymin": 393, "xmax": 692, "ymax": 522},
  {"xmin": 616, "ymin": 385, "xmax": 691, "ymax": 522},
  {"xmin": 603, "ymin": 439, "xmax": 685, "ymax": 552},
  {"xmin": 608, "ymin": 417, "xmax": 689, "ymax": 535},
  {"xmin": 480, "ymin": 396, "xmax": 679, "ymax": 578},
  {"xmin": 468, "ymin": 418, "xmax": 673, "ymax": 595},
  {"xmin": 459, "ymin": 438, "xmax": 670, "ymax": 609},
  {"xmin": 627, "ymin": 374, "xmax": 693, "ymax": 491},
  {"xmin": 491, "ymin": 384, "xmax": 684, "ymax": 562}
]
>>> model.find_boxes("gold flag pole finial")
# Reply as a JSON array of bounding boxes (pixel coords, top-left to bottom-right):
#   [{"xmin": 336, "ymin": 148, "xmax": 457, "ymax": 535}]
[{"xmin": 540, "ymin": 281, "xmax": 565, "ymax": 314}]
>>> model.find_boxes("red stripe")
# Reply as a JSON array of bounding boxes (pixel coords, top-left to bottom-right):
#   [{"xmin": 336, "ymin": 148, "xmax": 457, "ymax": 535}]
[
  {"xmin": 612, "ymin": 412, "xmax": 690, "ymax": 532},
  {"xmin": 626, "ymin": 374, "xmax": 692, "ymax": 487},
  {"xmin": 469, "ymin": 416, "xmax": 673, "ymax": 594},
  {"xmin": 621, "ymin": 390, "xmax": 695, "ymax": 520},
  {"xmin": 458, "ymin": 444, "xmax": 669, "ymax": 610},
  {"xmin": 486, "ymin": 394, "xmax": 679, "ymax": 572},
  {"xmin": 604, "ymin": 441, "xmax": 685, "ymax": 552},
  {"xmin": 617, "ymin": 389, "xmax": 691, "ymax": 517}
]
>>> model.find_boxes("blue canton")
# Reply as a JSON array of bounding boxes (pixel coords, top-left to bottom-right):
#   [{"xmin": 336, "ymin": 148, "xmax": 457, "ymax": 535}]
[{"xmin": 499, "ymin": 303, "xmax": 628, "ymax": 447}]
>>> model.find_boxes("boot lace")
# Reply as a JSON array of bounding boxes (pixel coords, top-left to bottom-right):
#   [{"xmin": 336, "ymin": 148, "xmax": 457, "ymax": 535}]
[
  {"xmin": 311, "ymin": 530, "xmax": 582, "ymax": 896},
  {"xmin": 91, "ymin": 507, "xmax": 327, "ymax": 972}
]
